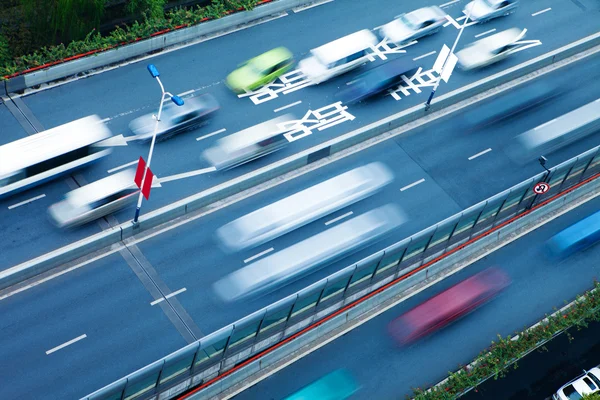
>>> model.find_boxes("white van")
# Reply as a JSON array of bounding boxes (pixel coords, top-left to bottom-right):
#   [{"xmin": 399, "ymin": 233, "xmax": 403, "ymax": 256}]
[{"xmin": 299, "ymin": 29, "xmax": 378, "ymax": 84}]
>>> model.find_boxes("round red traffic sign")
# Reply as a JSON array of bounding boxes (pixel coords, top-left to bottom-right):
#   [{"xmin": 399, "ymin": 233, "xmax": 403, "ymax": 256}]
[{"xmin": 533, "ymin": 182, "xmax": 550, "ymax": 194}]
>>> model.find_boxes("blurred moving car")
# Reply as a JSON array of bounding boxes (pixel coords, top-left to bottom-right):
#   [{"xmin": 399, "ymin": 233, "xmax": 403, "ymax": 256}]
[
  {"xmin": 299, "ymin": 30, "xmax": 378, "ymax": 84},
  {"xmin": 456, "ymin": 27, "xmax": 526, "ymax": 70},
  {"xmin": 505, "ymin": 98, "xmax": 600, "ymax": 165},
  {"xmin": 213, "ymin": 204, "xmax": 406, "ymax": 303},
  {"xmin": 388, "ymin": 268, "xmax": 510, "ymax": 345},
  {"xmin": 217, "ymin": 162, "xmax": 394, "ymax": 252},
  {"xmin": 553, "ymin": 366, "xmax": 600, "ymax": 400},
  {"xmin": 546, "ymin": 210, "xmax": 600, "ymax": 259},
  {"xmin": 379, "ymin": 6, "xmax": 447, "ymax": 45},
  {"xmin": 337, "ymin": 58, "xmax": 419, "ymax": 104},
  {"xmin": 284, "ymin": 369, "xmax": 359, "ymax": 400},
  {"xmin": 202, "ymin": 114, "xmax": 294, "ymax": 170},
  {"xmin": 129, "ymin": 94, "xmax": 219, "ymax": 142},
  {"xmin": 226, "ymin": 47, "xmax": 294, "ymax": 93},
  {"xmin": 0, "ymin": 115, "xmax": 113, "ymax": 199},
  {"xmin": 48, "ymin": 169, "xmax": 138, "ymax": 229},
  {"xmin": 462, "ymin": 80, "xmax": 560, "ymax": 128},
  {"xmin": 465, "ymin": 0, "xmax": 519, "ymax": 23}
]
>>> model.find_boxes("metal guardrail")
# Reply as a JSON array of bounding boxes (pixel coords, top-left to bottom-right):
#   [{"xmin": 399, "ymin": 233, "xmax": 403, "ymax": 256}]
[{"xmin": 81, "ymin": 140, "xmax": 600, "ymax": 400}]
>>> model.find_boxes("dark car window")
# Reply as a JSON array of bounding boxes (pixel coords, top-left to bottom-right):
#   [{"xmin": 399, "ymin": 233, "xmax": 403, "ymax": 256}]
[
  {"xmin": 590, "ymin": 372, "xmax": 600, "ymax": 388},
  {"xmin": 583, "ymin": 377, "xmax": 597, "ymax": 391},
  {"xmin": 563, "ymin": 384, "xmax": 583, "ymax": 400}
]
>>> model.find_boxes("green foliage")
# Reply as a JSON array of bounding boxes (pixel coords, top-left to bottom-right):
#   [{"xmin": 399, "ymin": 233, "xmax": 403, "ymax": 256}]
[
  {"xmin": 411, "ymin": 281, "xmax": 600, "ymax": 400},
  {"xmin": 0, "ymin": 34, "xmax": 11, "ymax": 67},
  {"xmin": 582, "ymin": 393, "xmax": 600, "ymax": 399},
  {"xmin": 0, "ymin": 0, "xmax": 263, "ymax": 77},
  {"xmin": 127, "ymin": 0, "xmax": 166, "ymax": 20}
]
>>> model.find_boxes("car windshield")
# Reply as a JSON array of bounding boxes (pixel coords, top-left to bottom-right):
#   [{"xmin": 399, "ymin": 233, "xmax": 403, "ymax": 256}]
[
  {"xmin": 400, "ymin": 13, "xmax": 419, "ymax": 30},
  {"xmin": 563, "ymin": 384, "xmax": 583, "ymax": 400},
  {"xmin": 248, "ymin": 61, "xmax": 266, "ymax": 76},
  {"xmin": 482, "ymin": 0, "xmax": 500, "ymax": 8},
  {"xmin": 588, "ymin": 371, "xmax": 600, "ymax": 388}
]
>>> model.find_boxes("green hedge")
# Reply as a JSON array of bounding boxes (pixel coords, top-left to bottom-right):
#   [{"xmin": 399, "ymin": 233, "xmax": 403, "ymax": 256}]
[
  {"xmin": 411, "ymin": 281, "xmax": 600, "ymax": 400},
  {"xmin": 0, "ymin": 0, "xmax": 263, "ymax": 78}
]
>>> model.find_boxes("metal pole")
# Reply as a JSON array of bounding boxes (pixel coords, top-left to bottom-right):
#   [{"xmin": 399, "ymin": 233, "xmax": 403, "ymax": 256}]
[
  {"xmin": 425, "ymin": 7, "xmax": 472, "ymax": 111},
  {"xmin": 133, "ymin": 78, "xmax": 167, "ymax": 225}
]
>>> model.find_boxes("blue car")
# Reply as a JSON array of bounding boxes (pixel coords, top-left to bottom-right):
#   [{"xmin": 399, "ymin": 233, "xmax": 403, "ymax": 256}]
[
  {"xmin": 546, "ymin": 211, "xmax": 600, "ymax": 258},
  {"xmin": 337, "ymin": 58, "xmax": 419, "ymax": 104}
]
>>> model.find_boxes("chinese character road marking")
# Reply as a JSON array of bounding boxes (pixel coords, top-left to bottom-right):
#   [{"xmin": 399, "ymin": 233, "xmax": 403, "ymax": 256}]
[{"xmin": 276, "ymin": 102, "xmax": 356, "ymax": 143}]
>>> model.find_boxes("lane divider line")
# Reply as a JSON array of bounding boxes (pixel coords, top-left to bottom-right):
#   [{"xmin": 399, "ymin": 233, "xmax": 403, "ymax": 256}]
[
  {"xmin": 440, "ymin": 0, "xmax": 460, "ymax": 8},
  {"xmin": 46, "ymin": 334, "xmax": 87, "ymax": 355},
  {"xmin": 413, "ymin": 51, "xmax": 437, "ymax": 61},
  {"xmin": 151, "ymin": 288, "xmax": 187, "ymax": 306},
  {"xmin": 468, "ymin": 148, "xmax": 492, "ymax": 160},
  {"xmin": 244, "ymin": 248, "xmax": 275, "ymax": 264},
  {"xmin": 475, "ymin": 29, "xmax": 496, "ymax": 38},
  {"xmin": 324, "ymin": 211, "xmax": 354, "ymax": 226},
  {"xmin": 8, "ymin": 194, "xmax": 46, "ymax": 210},
  {"xmin": 293, "ymin": 0, "xmax": 333, "ymax": 13},
  {"xmin": 532, "ymin": 7, "xmax": 551, "ymax": 16},
  {"xmin": 400, "ymin": 178, "xmax": 425, "ymax": 192},
  {"xmin": 274, "ymin": 101, "xmax": 302, "ymax": 113},
  {"xmin": 196, "ymin": 128, "xmax": 226, "ymax": 141},
  {"xmin": 107, "ymin": 160, "xmax": 138, "ymax": 174}
]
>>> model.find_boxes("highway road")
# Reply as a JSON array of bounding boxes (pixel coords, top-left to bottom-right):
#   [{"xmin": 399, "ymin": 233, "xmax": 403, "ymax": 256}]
[
  {"xmin": 1, "ymin": 48, "xmax": 599, "ymax": 398},
  {"xmin": 232, "ymin": 188, "xmax": 600, "ymax": 400},
  {"xmin": 1, "ymin": 0, "xmax": 599, "ymax": 268}
]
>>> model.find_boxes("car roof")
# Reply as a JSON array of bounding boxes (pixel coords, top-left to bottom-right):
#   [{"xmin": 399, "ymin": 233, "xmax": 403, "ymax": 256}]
[
  {"xmin": 66, "ymin": 169, "xmax": 137, "ymax": 208},
  {"xmin": 312, "ymin": 30, "xmax": 378, "ymax": 65},
  {"xmin": 406, "ymin": 6, "xmax": 445, "ymax": 22},
  {"xmin": 250, "ymin": 47, "xmax": 293, "ymax": 70},
  {"xmin": 471, "ymin": 28, "xmax": 522, "ymax": 51}
]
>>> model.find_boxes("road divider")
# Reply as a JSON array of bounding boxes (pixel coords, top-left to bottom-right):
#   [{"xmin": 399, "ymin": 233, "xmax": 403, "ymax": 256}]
[{"xmin": 2, "ymin": 32, "xmax": 600, "ymax": 293}]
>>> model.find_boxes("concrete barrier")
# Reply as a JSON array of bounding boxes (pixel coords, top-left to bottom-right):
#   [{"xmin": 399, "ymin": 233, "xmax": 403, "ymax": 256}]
[
  {"xmin": 4, "ymin": 33, "xmax": 600, "ymax": 291},
  {"xmin": 3, "ymin": 0, "xmax": 316, "ymax": 93},
  {"xmin": 184, "ymin": 164, "xmax": 600, "ymax": 400}
]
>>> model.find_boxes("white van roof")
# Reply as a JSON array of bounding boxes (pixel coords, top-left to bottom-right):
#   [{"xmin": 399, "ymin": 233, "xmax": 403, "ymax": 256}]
[
  {"xmin": 66, "ymin": 169, "xmax": 137, "ymax": 208},
  {"xmin": 311, "ymin": 29, "xmax": 378, "ymax": 66}
]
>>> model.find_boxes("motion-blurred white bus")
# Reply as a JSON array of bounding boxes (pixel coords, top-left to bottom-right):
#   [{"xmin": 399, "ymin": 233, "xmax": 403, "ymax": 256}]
[{"xmin": 0, "ymin": 115, "xmax": 113, "ymax": 199}]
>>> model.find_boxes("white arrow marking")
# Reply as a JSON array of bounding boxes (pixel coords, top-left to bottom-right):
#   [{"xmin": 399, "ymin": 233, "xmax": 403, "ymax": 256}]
[
  {"xmin": 157, "ymin": 167, "xmax": 217, "ymax": 184},
  {"xmin": 96, "ymin": 134, "xmax": 137, "ymax": 147}
]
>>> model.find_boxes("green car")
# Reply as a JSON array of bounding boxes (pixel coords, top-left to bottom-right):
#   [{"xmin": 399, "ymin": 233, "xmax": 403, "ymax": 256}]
[
  {"xmin": 226, "ymin": 47, "xmax": 294, "ymax": 93},
  {"xmin": 284, "ymin": 369, "xmax": 359, "ymax": 400}
]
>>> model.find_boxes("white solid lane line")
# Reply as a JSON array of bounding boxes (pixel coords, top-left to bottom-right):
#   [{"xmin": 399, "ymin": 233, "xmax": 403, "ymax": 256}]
[
  {"xmin": 532, "ymin": 8, "xmax": 551, "ymax": 16},
  {"xmin": 107, "ymin": 160, "xmax": 138, "ymax": 174},
  {"xmin": 8, "ymin": 194, "xmax": 46, "ymax": 210},
  {"xmin": 468, "ymin": 148, "xmax": 492, "ymax": 160},
  {"xmin": 177, "ymin": 89, "xmax": 196, "ymax": 97},
  {"xmin": 325, "ymin": 211, "xmax": 354, "ymax": 226},
  {"xmin": 151, "ymin": 288, "xmax": 187, "ymax": 306},
  {"xmin": 475, "ymin": 29, "xmax": 496, "ymax": 38},
  {"xmin": 440, "ymin": 0, "xmax": 460, "ymax": 8},
  {"xmin": 274, "ymin": 101, "xmax": 302, "ymax": 113},
  {"xmin": 413, "ymin": 51, "xmax": 436, "ymax": 61},
  {"xmin": 400, "ymin": 178, "xmax": 425, "ymax": 192},
  {"xmin": 244, "ymin": 248, "xmax": 275, "ymax": 264},
  {"xmin": 196, "ymin": 128, "xmax": 226, "ymax": 141},
  {"xmin": 293, "ymin": 0, "xmax": 333, "ymax": 13},
  {"xmin": 158, "ymin": 167, "xmax": 217, "ymax": 183},
  {"xmin": 46, "ymin": 334, "xmax": 87, "ymax": 355}
]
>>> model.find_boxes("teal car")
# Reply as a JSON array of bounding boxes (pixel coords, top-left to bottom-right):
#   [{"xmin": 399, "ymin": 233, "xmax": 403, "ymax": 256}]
[
  {"xmin": 226, "ymin": 47, "xmax": 294, "ymax": 93},
  {"xmin": 284, "ymin": 369, "xmax": 359, "ymax": 400}
]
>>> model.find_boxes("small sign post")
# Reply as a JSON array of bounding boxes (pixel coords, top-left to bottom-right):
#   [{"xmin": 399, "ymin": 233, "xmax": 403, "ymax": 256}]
[{"xmin": 533, "ymin": 182, "xmax": 550, "ymax": 195}]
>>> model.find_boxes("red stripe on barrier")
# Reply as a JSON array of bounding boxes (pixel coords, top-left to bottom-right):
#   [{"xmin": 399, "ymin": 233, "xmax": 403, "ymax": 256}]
[
  {"xmin": 2, "ymin": 1, "xmax": 276, "ymax": 80},
  {"xmin": 177, "ymin": 171, "xmax": 600, "ymax": 399}
]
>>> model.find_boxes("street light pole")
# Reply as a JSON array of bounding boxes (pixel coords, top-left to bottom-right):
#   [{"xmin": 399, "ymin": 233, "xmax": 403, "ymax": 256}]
[
  {"xmin": 133, "ymin": 64, "xmax": 184, "ymax": 225},
  {"xmin": 425, "ymin": 8, "xmax": 472, "ymax": 111}
]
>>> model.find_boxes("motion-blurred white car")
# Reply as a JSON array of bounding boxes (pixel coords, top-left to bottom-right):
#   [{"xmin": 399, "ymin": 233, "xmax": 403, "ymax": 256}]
[
  {"xmin": 553, "ymin": 366, "xmax": 600, "ymax": 400},
  {"xmin": 456, "ymin": 28, "xmax": 526, "ymax": 70},
  {"xmin": 465, "ymin": 0, "xmax": 519, "ymax": 23},
  {"xmin": 380, "ymin": 6, "xmax": 448, "ymax": 45}
]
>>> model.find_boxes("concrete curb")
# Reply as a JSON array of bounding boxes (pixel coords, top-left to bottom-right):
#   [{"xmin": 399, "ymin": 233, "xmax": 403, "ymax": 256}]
[
  {"xmin": 3, "ymin": 0, "xmax": 315, "ymax": 93},
  {"xmin": 188, "ymin": 163, "xmax": 600, "ymax": 400},
  {"xmin": 2, "ymin": 32, "xmax": 600, "ymax": 291}
]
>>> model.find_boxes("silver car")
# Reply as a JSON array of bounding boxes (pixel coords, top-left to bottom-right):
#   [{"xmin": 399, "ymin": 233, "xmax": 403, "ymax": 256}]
[
  {"xmin": 129, "ymin": 94, "xmax": 219, "ymax": 142},
  {"xmin": 379, "ymin": 6, "xmax": 448, "ymax": 45},
  {"xmin": 553, "ymin": 366, "xmax": 600, "ymax": 400},
  {"xmin": 465, "ymin": 0, "xmax": 518, "ymax": 23},
  {"xmin": 456, "ymin": 28, "xmax": 526, "ymax": 70}
]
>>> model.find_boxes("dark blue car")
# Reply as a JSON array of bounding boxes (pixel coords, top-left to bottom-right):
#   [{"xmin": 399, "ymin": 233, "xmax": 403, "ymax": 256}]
[{"xmin": 337, "ymin": 58, "xmax": 419, "ymax": 104}]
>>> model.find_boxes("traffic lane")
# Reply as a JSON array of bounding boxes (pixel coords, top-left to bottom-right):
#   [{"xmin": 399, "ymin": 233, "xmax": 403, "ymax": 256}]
[
  {"xmin": 396, "ymin": 50, "xmax": 600, "ymax": 209},
  {"xmin": 0, "ymin": 103, "xmax": 27, "ymax": 141},
  {"xmin": 0, "ymin": 176, "xmax": 103, "ymax": 270},
  {"xmin": 3, "ymin": 0, "xmax": 591, "ymax": 266},
  {"xmin": 17, "ymin": 0, "xmax": 592, "ymax": 210},
  {"xmin": 0, "ymin": 252, "xmax": 188, "ymax": 400},
  {"xmin": 136, "ymin": 140, "xmax": 462, "ymax": 333},
  {"xmin": 232, "ymin": 189, "xmax": 600, "ymax": 400}
]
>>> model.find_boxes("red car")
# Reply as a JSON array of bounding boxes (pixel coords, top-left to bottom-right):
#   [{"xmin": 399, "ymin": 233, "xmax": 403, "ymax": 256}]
[{"xmin": 389, "ymin": 268, "xmax": 511, "ymax": 345}]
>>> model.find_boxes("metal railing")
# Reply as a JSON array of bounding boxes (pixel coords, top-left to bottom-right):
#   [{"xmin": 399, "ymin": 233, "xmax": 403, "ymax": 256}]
[{"xmin": 82, "ymin": 144, "xmax": 600, "ymax": 400}]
